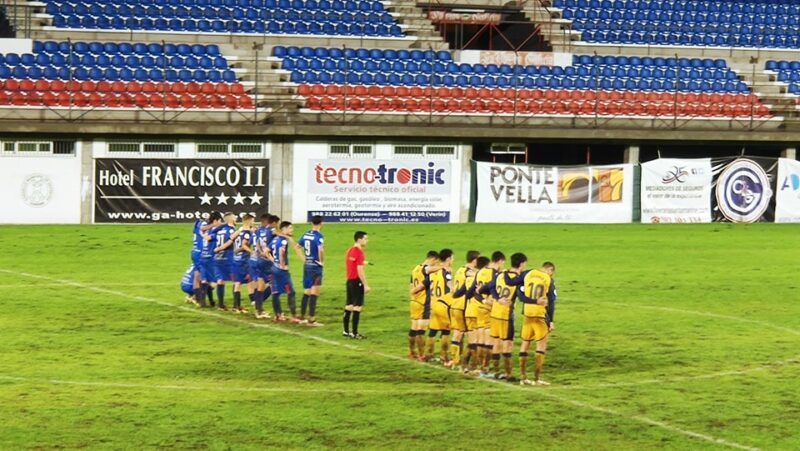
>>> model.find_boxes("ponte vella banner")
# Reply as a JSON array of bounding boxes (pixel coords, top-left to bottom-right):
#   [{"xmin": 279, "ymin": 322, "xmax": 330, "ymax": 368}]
[
  {"xmin": 474, "ymin": 161, "xmax": 634, "ymax": 223},
  {"xmin": 94, "ymin": 159, "xmax": 269, "ymax": 223}
]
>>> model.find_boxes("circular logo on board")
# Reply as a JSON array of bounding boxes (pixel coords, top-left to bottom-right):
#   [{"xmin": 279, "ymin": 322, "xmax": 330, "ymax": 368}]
[
  {"xmin": 715, "ymin": 159, "xmax": 772, "ymax": 223},
  {"xmin": 21, "ymin": 174, "xmax": 53, "ymax": 208}
]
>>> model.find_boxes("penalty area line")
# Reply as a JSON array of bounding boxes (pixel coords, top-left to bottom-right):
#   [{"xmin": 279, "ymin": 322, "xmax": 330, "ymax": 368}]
[{"xmin": 0, "ymin": 268, "xmax": 761, "ymax": 451}]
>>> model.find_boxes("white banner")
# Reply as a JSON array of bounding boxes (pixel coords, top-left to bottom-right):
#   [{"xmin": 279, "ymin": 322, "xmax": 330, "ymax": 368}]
[
  {"xmin": 776, "ymin": 158, "xmax": 800, "ymax": 223},
  {"xmin": 0, "ymin": 156, "xmax": 82, "ymax": 224},
  {"xmin": 307, "ymin": 159, "xmax": 454, "ymax": 223},
  {"xmin": 641, "ymin": 158, "xmax": 712, "ymax": 223},
  {"xmin": 475, "ymin": 162, "xmax": 633, "ymax": 223}
]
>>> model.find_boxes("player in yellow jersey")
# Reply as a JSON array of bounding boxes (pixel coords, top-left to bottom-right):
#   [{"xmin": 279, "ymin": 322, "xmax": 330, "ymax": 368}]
[
  {"xmin": 449, "ymin": 250, "xmax": 480, "ymax": 370},
  {"xmin": 426, "ymin": 249, "xmax": 454, "ymax": 365},
  {"xmin": 408, "ymin": 250, "xmax": 439, "ymax": 360},
  {"xmin": 464, "ymin": 256, "xmax": 489, "ymax": 374},
  {"xmin": 470, "ymin": 251, "xmax": 505, "ymax": 377},
  {"xmin": 483, "ymin": 253, "xmax": 526, "ymax": 381},
  {"xmin": 518, "ymin": 262, "xmax": 556, "ymax": 386}
]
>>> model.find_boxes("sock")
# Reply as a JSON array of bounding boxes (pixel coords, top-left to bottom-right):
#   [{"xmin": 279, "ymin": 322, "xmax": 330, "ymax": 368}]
[
  {"xmin": 194, "ymin": 287, "xmax": 205, "ymax": 306},
  {"xmin": 301, "ymin": 294, "xmax": 309, "ymax": 317},
  {"xmin": 415, "ymin": 332, "xmax": 425, "ymax": 356},
  {"xmin": 248, "ymin": 292, "xmax": 255, "ymax": 304},
  {"xmin": 287, "ymin": 293, "xmax": 297, "ymax": 316},
  {"xmin": 206, "ymin": 286, "xmax": 214, "ymax": 305},
  {"xmin": 519, "ymin": 352, "xmax": 529, "ymax": 380},
  {"xmin": 343, "ymin": 310, "xmax": 351, "ymax": 333},
  {"xmin": 465, "ymin": 343, "xmax": 478, "ymax": 367},
  {"xmin": 535, "ymin": 351, "xmax": 546, "ymax": 381},
  {"xmin": 427, "ymin": 335, "xmax": 436, "ymax": 356},
  {"xmin": 271, "ymin": 293, "xmax": 281, "ymax": 315},
  {"xmin": 408, "ymin": 330, "xmax": 417, "ymax": 354},
  {"xmin": 502, "ymin": 352, "xmax": 512, "ymax": 377},
  {"xmin": 216, "ymin": 285, "xmax": 225, "ymax": 307},
  {"xmin": 254, "ymin": 290, "xmax": 263, "ymax": 313},
  {"xmin": 233, "ymin": 291, "xmax": 241, "ymax": 309},
  {"xmin": 492, "ymin": 353, "xmax": 501, "ymax": 373},
  {"xmin": 440, "ymin": 335, "xmax": 450, "ymax": 361},
  {"xmin": 309, "ymin": 295, "xmax": 318, "ymax": 318},
  {"xmin": 482, "ymin": 345, "xmax": 493, "ymax": 369},
  {"xmin": 451, "ymin": 340, "xmax": 461, "ymax": 365},
  {"xmin": 351, "ymin": 311, "xmax": 360, "ymax": 335}
]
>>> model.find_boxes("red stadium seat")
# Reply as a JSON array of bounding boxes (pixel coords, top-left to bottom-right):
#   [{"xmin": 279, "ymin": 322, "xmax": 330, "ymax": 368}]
[
  {"xmin": 101, "ymin": 93, "xmax": 119, "ymax": 107},
  {"xmin": 347, "ymin": 98, "xmax": 363, "ymax": 110},
  {"xmin": 200, "ymin": 83, "xmax": 215, "ymax": 95},
  {"xmin": 81, "ymin": 81, "xmax": 96, "ymax": 92},
  {"xmin": 186, "ymin": 83, "xmax": 201, "ymax": 94},
  {"xmin": 194, "ymin": 95, "xmax": 210, "ymax": 109},
  {"xmin": 305, "ymin": 97, "xmax": 321, "ymax": 110},
  {"xmin": 239, "ymin": 96, "xmax": 254, "ymax": 109},
  {"xmin": 326, "ymin": 85, "xmax": 342, "ymax": 96},
  {"xmin": 41, "ymin": 92, "xmax": 57, "ymax": 106},
  {"xmin": 437, "ymin": 87, "xmax": 452, "ymax": 98},
  {"xmin": 224, "ymin": 95, "xmax": 238, "ymax": 109},
  {"xmin": 34, "ymin": 80, "xmax": 50, "ymax": 91},
  {"xmin": 450, "ymin": 87, "xmax": 464, "ymax": 98},
  {"xmin": 215, "ymin": 84, "xmax": 230, "ymax": 95},
  {"xmin": 460, "ymin": 99, "xmax": 476, "ymax": 112},
  {"xmin": 230, "ymin": 84, "xmax": 246, "ymax": 95},
  {"xmin": 464, "ymin": 87, "xmax": 479, "ymax": 99},
  {"xmin": 367, "ymin": 86, "xmax": 382, "ymax": 96},
  {"xmin": 362, "ymin": 98, "xmax": 377, "ymax": 110},
  {"xmin": 404, "ymin": 99, "xmax": 420, "ymax": 112},
  {"xmin": 179, "ymin": 94, "xmax": 194, "ymax": 109},
  {"xmin": 297, "ymin": 84, "xmax": 312, "ymax": 96},
  {"xmin": 26, "ymin": 92, "xmax": 43, "ymax": 106},
  {"xmin": 19, "ymin": 80, "xmax": 35, "ymax": 91},
  {"xmin": 410, "ymin": 86, "xmax": 425, "ymax": 98},
  {"xmin": 210, "ymin": 95, "xmax": 226, "ymax": 109},
  {"xmin": 396, "ymin": 86, "xmax": 410, "ymax": 97}
]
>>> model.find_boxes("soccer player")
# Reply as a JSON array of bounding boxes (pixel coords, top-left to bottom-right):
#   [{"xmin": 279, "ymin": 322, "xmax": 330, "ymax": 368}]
[
  {"xmin": 343, "ymin": 231, "xmax": 369, "ymax": 339},
  {"xmin": 249, "ymin": 214, "xmax": 271, "ymax": 319},
  {"xmin": 518, "ymin": 261, "xmax": 556, "ymax": 386},
  {"xmin": 427, "ymin": 249, "xmax": 454, "ymax": 366},
  {"xmin": 270, "ymin": 221, "xmax": 297, "ymax": 322},
  {"xmin": 296, "ymin": 216, "xmax": 324, "ymax": 326},
  {"xmin": 231, "ymin": 214, "xmax": 255, "ymax": 313},
  {"xmin": 191, "ymin": 214, "xmax": 216, "ymax": 299},
  {"xmin": 450, "ymin": 250, "xmax": 480, "ymax": 369},
  {"xmin": 470, "ymin": 251, "xmax": 505, "ymax": 377},
  {"xmin": 180, "ymin": 264, "xmax": 197, "ymax": 303},
  {"xmin": 408, "ymin": 250, "xmax": 439, "ymax": 360},
  {"xmin": 484, "ymin": 252, "xmax": 527, "ymax": 381},
  {"xmin": 212, "ymin": 212, "xmax": 238, "ymax": 311},
  {"xmin": 196, "ymin": 212, "xmax": 223, "ymax": 307},
  {"xmin": 464, "ymin": 256, "xmax": 489, "ymax": 373}
]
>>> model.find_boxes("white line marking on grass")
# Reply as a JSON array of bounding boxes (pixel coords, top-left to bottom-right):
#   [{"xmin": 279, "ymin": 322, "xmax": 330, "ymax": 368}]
[
  {"xmin": 0, "ymin": 282, "xmax": 175, "ymax": 288},
  {"xmin": 0, "ymin": 375, "xmax": 499, "ymax": 395},
  {"xmin": 0, "ymin": 268, "xmax": 762, "ymax": 451}
]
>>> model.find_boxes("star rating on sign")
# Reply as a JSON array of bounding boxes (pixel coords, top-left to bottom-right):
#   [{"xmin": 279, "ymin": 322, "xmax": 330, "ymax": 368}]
[{"xmin": 197, "ymin": 192, "xmax": 264, "ymax": 206}]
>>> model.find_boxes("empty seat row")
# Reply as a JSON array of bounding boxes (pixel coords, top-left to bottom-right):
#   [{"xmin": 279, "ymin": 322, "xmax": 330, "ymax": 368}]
[
  {"xmin": 0, "ymin": 66, "xmax": 237, "ymax": 83},
  {"xmin": 50, "ymin": 1, "xmax": 385, "ymax": 15},
  {"xmin": 58, "ymin": 0, "xmax": 386, "ymax": 10},
  {"xmin": 0, "ymin": 79, "xmax": 248, "ymax": 95},
  {"xmin": 302, "ymin": 95, "xmax": 771, "ymax": 117},
  {"xmin": 555, "ymin": 0, "xmax": 800, "ymax": 15},
  {"xmin": 2, "ymin": 55, "xmax": 228, "ymax": 70},
  {"xmin": 34, "ymin": 41, "xmax": 220, "ymax": 56},
  {"xmin": 274, "ymin": 46, "xmax": 452, "ymax": 61},
  {"xmin": 0, "ymin": 91, "xmax": 254, "ymax": 109}
]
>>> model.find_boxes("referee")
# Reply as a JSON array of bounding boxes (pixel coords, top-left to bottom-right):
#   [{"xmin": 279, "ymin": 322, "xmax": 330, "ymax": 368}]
[{"xmin": 343, "ymin": 231, "xmax": 370, "ymax": 339}]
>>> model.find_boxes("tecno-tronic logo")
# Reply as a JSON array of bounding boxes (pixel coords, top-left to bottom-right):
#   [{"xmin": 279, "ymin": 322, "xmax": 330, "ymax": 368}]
[
  {"xmin": 314, "ymin": 162, "xmax": 446, "ymax": 185},
  {"xmin": 715, "ymin": 158, "xmax": 773, "ymax": 223}
]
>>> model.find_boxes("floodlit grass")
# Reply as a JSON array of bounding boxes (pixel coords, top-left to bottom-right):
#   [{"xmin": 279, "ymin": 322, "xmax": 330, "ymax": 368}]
[{"xmin": 0, "ymin": 223, "xmax": 799, "ymax": 450}]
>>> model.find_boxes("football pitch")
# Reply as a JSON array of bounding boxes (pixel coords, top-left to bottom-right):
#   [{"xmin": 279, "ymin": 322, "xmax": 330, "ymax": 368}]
[{"xmin": 1, "ymin": 223, "xmax": 799, "ymax": 450}]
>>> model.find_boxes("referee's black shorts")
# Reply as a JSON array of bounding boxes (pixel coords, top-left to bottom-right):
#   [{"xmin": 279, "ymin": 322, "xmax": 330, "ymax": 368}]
[{"xmin": 346, "ymin": 279, "xmax": 364, "ymax": 306}]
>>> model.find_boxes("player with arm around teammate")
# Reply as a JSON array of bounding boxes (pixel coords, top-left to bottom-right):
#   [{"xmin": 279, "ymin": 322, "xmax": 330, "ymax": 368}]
[
  {"xmin": 426, "ymin": 249, "xmax": 455, "ymax": 366},
  {"xmin": 270, "ymin": 221, "xmax": 298, "ymax": 322},
  {"xmin": 295, "ymin": 216, "xmax": 325, "ymax": 326},
  {"xmin": 484, "ymin": 252, "xmax": 527, "ymax": 381},
  {"xmin": 518, "ymin": 261, "xmax": 556, "ymax": 386},
  {"xmin": 230, "ymin": 214, "xmax": 255, "ymax": 313},
  {"xmin": 471, "ymin": 251, "xmax": 505, "ymax": 377},
  {"xmin": 464, "ymin": 256, "xmax": 489, "ymax": 374},
  {"xmin": 449, "ymin": 250, "xmax": 480, "ymax": 370},
  {"xmin": 408, "ymin": 250, "xmax": 439, "ymax": 360}
]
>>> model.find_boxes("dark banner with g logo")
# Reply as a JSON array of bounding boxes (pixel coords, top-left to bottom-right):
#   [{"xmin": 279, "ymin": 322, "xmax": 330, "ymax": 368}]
[{"xmin": 712, "ymin": 157, "xmax": 777, "ymax": 223}]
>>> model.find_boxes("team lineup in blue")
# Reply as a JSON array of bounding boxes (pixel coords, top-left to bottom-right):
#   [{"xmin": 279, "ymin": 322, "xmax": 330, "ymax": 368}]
[
  {"xmin": 180, "ymin": 213, "xmax": 557, "ymax": 385},
  {"xmin": 181, "ymin": 212, "xmax": 326, "ymax": 325}
]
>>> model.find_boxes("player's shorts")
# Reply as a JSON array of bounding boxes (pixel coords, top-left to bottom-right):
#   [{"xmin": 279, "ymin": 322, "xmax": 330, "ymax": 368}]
[
  {"xmin": 180, "ymin": 281, "xmax": 193, "ymax": 295},
  {"xmin": 198, "ymin": 259, "xmax": 215, "ymax": 283},
  {"xmin": 191, "ymin": 249, "xmax": 202, "ymax": 266},
  {"xmin": 248, "ymin": 259, "xmax": 262, "ymax": 281},
  {"xmin": 214, "ymin": 258, "xmax": 233, "ymax": 282},
  {"xmin": 449, "ymin": 308, "xmax": 467, "ymax": 332},
  {"xmin": 476, "ymin": 308, "xmax": 491, "ymax": 329},
  {"xmin": 465, "ymin": 316, "xmax": 478, "ymax": 331},
  {"xmin": 231, "ymin": 260, "xmax": 251, "ymax": 284},
  {"xmin": 409, "ymin": 300, "xmax": 425, "ymax": 320},
  {"xmin": 346, "ymin": 279, "xmax": 364, "ymax": 306},
  {"xmin": 521, "ymin": 316, "xmax": 548, "ymax": 342},
  {"xmin": 271, "ymin": 268, "xmax": 294, "ymax": 295},
  {"xmin": 490, "ymin": 317, "xmax": 515, "ymax": 341},
  {"xmin": 303, "ymin": 264, "xmax": 323, "ymax": 289},
  {"xmin": 429, "ymin": 300, "xmax": 450, "ymax": 331}
]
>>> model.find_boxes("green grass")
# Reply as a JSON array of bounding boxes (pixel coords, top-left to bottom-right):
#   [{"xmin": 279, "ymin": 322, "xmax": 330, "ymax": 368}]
[{"xmin": 1, "ymin": 223, "xmax": 799, "ymax": 450}]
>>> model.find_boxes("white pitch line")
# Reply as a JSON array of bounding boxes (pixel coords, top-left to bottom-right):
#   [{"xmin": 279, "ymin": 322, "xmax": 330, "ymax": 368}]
[
  {"xmin": 0, "ymin": 282, "xmax": 175, "ymax": 288},
  {"xmin": 0, "ymin": 375, "xmax": 497, "ymax": 395},
  {"xmin": 0, "ymin": 268, "xmax": 762, "ymax": 451}
]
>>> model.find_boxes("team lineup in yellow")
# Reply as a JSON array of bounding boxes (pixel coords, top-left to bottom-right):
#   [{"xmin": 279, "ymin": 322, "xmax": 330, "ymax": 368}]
[{"xmin": 408, "ymin": 250, "xmax": 557, "ymax": 386}]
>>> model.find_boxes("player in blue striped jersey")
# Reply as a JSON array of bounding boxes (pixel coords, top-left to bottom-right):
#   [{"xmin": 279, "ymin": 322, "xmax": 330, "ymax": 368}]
[
  {"xmin": 295, "ymin": 216, "xmax": 325, "ymax": 326},
  {"xmin": 231, "ymin": 214, "xmax": 255, "ymax": 313},
  {"xmin": 196, "ymin": 211, "xmax": 222, "ymax": 308},
  {"xmin": 270, "ymin": 221, "xmax": 297, "ymax": 322},
  {"xmin": 251, "ymin": 214, "xmax": 278, "ymax": 319},
  {"xmin": 212, "ymin": 212, "xmax": 237, "ymax": 311}
]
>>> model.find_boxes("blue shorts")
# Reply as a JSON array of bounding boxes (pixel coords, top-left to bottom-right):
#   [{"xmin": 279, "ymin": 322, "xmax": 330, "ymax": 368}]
[
  {"xmin": 271, "ymin": 268, "xmax": 294, "ymax": 295},
  {"xmin": 198, "ymin": 259, "xmax": 215, "ymax": 283},
  {"xmin": 214, "ymin": 258, "xmax": 233, "ymax": 282},
  {"xmin": 191, "ymin": 249, "xmax": 202, "ymax": 266},
  {"xmin": 231, "ymin": 260, "xmax": 251, "ymax": 284},
  {"xmin": 180, "ymin": 281, "xmax": 193, "ymax": 295},
  {"xmin": 303, "ymin": 264, "xmax": 324, "ymax": 289}
]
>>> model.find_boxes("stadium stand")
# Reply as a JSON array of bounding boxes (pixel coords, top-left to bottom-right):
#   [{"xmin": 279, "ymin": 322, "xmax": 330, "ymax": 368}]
[
  {"xmin": 43, "ymin": 0, "xmax": 404, "ymax": 37},
  {"xmin": 0, "ymin": 40, "xmax": 254, "ymax": 109},
  {"xmin": 552, "ymin": 0, "xmax": 800, "ymax": 49},
  {"xmin": 274, "ymin": 45, "xmax": 772, "ymax": 117}
]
